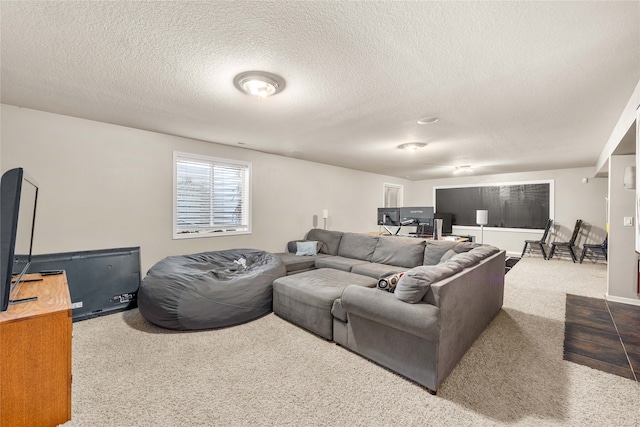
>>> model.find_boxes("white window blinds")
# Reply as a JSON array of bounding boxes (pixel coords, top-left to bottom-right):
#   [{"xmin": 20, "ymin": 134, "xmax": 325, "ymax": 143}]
[{"xmin": 174, "ymin": 152, "xmax": 251, "ymax": 238}]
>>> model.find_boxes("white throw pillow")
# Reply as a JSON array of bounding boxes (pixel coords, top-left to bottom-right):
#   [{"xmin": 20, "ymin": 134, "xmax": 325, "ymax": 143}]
[{"xmin": 296, "ymin": 241, "xmax": 319, "ymax": 256}]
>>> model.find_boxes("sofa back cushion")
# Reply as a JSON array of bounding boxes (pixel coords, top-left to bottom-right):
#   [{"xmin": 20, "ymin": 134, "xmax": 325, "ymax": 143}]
[
  {"xmin": 338, "ymin": 232, "xmax": 379, "ymax": 261},
  {"xmin": 454, "ymin": 242, "xmax": 481, "ymax": 253},
  {"xmin": 423, "ymin": 240, "xmax": 460, "ymax": 265},
  {"xmin": 447, "ymin": 245, "xmax": 501, "ymax": 269},
  {"xmin": 306, "ymin": 229, "xmax": 344, "ymax": 255},
  {"xmin": 394, "ymin": 262, "xmax": 463, "ymax": 303},
  {"xmin": 371, "ymin": 236, "xmax": 426, "ymax": 268}
]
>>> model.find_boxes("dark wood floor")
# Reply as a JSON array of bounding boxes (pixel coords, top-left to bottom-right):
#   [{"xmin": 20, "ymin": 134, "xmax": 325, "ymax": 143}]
[{"xmin": 564, "ymin": 294, "xmax": 640, "ymax": 381}]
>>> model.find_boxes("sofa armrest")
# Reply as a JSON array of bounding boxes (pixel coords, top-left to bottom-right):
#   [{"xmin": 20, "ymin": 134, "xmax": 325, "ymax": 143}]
[
  {"xmin": 341, "ymin": 286, "xmax": 440, "ymax": 342},
  {"xmin": 429, "ymin": 250, "xmax": 505, "ymax": 382}
]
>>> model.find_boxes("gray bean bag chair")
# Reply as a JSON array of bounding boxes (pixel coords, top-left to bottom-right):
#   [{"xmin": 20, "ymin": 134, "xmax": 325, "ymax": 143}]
[{"xmin": 138, "ymin": 249, "xmax": 286, "ymax": 330}]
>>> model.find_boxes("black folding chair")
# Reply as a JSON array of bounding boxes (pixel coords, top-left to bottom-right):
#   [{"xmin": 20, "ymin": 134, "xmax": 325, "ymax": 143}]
[
  {"xmin": 521, "ymin": 219, "xmax": 553, "ymax": 259},
  {"xmin": 580, "ymin": 235, "xmax": 608, "ymax": 263},
  {"xmin": 548, "ymin": 219, "xmax": 583, "ymax": 262}
]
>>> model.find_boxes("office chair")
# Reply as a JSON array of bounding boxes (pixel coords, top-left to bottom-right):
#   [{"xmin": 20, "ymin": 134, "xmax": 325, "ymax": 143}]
[
  {"xmin": 548, "ymin": 219, "xmax": 583, "ymax": 262},
  {"xmin": 579, "ymin": 235, "xmax": 608, "ymax": 263},
  {"xmin": 521, "ymin": 219, "xmax": 553, "ymax": 259}
]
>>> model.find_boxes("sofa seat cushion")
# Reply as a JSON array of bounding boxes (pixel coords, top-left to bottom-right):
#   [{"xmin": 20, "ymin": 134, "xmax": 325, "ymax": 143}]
[
  {"xmin": 371, "ymin": 236, "xmax": 426, "ymax": 268},
  {"xmin": 338, "ymin": 232, "xmax": 379, "ymax": 261},
  {"xmin": 351, "ymin": 262, "xmax": 408, "ymax": 279},
  {"xmin": 275, "ymin": 252, "xmax": 329, "ymax": 274},
  {"xmin": 272, "ymin": 268, "xmax": 377, "ymax": 340},
  {"xmin": 315, "ymin": 255, "xmax": 370, "ymax": 272}
]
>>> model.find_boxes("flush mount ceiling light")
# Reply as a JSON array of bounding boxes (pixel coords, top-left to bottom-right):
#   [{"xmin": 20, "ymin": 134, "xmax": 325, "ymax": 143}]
[
  {"xmin": 453, "ymin": 165, "xmax": 473, "ymax": 174},
  {"xmin": 233, "ymin": 71, "xmax": 286, "ymax": 98},
  {"xmin": 417, "ymin": 116, "xmax": 439, "ymax": 124},
  {"xmin": 397, "ymin": 142, "xmax": 427, "ymax": 152}
]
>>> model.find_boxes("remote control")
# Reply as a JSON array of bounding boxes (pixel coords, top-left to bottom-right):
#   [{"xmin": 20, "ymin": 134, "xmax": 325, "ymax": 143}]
[{"xmin": 40, "ymin": 270, "xmax": 64, "ymax": 276}]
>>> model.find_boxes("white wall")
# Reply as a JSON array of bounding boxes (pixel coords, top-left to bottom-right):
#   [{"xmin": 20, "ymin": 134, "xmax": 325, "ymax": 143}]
[
  {"xmin": 0, "ymin": 105, "xmax": 408, "ymax": 272},
  {"xmin": 405, "ymin": 169, "xmax": 608, "ymax": 256},
  {"xmin": 0, "ymin": 104, "xmax": 614, "ymax": 272},
  {"xmin": 595, "ymin": 78, "xmax": 640, "ymax": 174},
  {"xmin": 607, "ymin": 155, "xmax": 639, "ymax": 304}
]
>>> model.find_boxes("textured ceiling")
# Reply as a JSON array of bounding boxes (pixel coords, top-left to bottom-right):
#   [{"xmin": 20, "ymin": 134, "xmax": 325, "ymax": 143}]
[{"xmin": 1, "ymin": 1, "xmax": 639, "ymax": 180}]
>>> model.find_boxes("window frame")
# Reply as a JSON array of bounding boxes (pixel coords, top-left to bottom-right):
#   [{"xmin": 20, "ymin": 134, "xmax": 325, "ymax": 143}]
[{"xmin": 173, "ymin": 151, "xmax": 252, "ymax": 239}]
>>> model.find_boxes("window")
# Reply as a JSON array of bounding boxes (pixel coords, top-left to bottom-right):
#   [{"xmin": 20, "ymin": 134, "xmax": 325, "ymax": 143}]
[{"xmin": 173, "ymin": 152, "xmax": 251, "ymax": 239}]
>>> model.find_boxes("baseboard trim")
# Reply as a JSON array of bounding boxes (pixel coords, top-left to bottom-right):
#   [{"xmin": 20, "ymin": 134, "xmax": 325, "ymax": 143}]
[{"xmin": 605, "ymin": 294, "xmax": 640, "ymax": 307}]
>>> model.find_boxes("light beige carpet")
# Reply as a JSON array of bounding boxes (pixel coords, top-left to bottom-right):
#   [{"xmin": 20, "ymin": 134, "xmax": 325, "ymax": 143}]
[{"xmin": 62, "ymin": 257, "xmax": 639, "ymax": 426}]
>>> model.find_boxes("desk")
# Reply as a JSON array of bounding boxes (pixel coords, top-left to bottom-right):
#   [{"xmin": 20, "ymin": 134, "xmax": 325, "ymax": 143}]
[
  {"xmin": 413, "ymin": 234, "xmax": 471, "ymax": 242},
  {"xmin": 367, "ymin": 231, "xmax": 471, "ymax": 242},
  {"xmin": 0, "ymin": 273, "xmax": 72, "ymax": 427}
]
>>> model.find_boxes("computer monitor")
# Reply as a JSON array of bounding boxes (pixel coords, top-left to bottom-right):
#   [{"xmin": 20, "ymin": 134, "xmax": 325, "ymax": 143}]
[
  {"xmin": 434, "ymin": 212, "xmax": 453, "ymax": 234},
  {"xmin": 399, "ymin": 207, "xmax": 434, "ymax": 225},
  {"xmin": 377, "ymin": 208, "xmax": 400, "ymax": 226}
]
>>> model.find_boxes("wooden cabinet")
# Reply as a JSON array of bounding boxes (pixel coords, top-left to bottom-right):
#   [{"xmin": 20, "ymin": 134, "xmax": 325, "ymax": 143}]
[{"xmin": 0, "ymin": 273, "xmax": 72, "ymax": 427}]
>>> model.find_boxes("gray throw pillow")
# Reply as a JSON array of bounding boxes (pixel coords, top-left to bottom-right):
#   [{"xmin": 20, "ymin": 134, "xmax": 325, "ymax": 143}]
[
  {"xmin": 296, "ymin": 241, "xmax": 319, "ymax": 256},
  {"xmin": 395, "ymin": 263, "xmax": 463, "ymax": 303},
  {"xmin": 423, "ymin": 240, "xmax": 459, "ymax": 265},
  {"xmin": 440, "ymin": 249, "xmax": 457, "ymax": 263}
]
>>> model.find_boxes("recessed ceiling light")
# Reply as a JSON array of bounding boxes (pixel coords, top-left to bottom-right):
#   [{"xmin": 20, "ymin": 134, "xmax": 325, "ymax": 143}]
[
  {"xmin": 417, "ymin": 116, "xmax": 439, "ymax": 124},
  {"xmin": 397, "ymin": 142, "xmax": 427, "ymax": 152},
  {"xmin": 453, "ymin": 165, "xmax": 473, "ymax": 174},
  {"xmin": 233, "ymin": 71, "xmax": 286, "ymax": 98}
]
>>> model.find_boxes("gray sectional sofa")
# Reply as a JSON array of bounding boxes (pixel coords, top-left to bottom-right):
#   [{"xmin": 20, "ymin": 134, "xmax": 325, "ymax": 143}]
[{"xmin": 273, "ymin": 228, "xmax": 505, "ymax": 393}]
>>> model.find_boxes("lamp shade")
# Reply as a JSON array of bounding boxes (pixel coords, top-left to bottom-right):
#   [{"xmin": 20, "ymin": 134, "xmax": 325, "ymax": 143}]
[
  {"xmin": 322, "ymin": 209, "xmax": 329, "ymax": 219},
  {"xmin": 476, "ymin": 210, "xmax": 488, "ymax": 226}
]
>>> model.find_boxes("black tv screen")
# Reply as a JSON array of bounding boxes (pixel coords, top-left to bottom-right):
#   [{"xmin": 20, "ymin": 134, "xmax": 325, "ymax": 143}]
[{"xmin": 1, "ymin": 168, "xmax": 39, "ymax": 312}]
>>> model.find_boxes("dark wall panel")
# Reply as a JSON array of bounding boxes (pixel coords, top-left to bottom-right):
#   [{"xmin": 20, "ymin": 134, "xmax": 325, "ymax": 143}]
[{"xmin": 435, "ymin": 183, "xmax": 551, "ymax": 229}]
